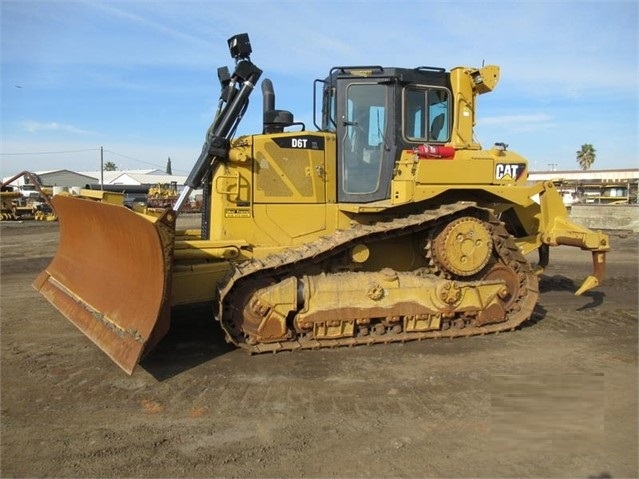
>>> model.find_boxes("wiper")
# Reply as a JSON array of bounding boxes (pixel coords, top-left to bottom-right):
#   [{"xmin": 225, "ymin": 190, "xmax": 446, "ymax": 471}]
[{"xmin": 376, "ymin": 110, "xmax": 390, "ymax": 151}]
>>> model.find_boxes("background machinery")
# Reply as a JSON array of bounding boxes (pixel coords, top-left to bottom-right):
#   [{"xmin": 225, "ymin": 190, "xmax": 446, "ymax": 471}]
[
  {"xmin": 34, "ymin": 34, "xmax": 609, "ymax": 374},
  {"xmin": 1, "ymin": 171, "xmax": 56, "ymax": 221}
]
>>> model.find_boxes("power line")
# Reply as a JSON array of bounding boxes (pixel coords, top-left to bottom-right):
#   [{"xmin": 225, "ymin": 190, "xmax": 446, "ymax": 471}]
[
  {"xmin": 103, "ymin": 149, "xmax": 162, "ymax": 168},
  {"xmin": 103, "ymin": 149, "xmax": 189, "ymax": 174},
  {"xmin": 0, "ymin": 148, "xmax": 98, "ymax": 156},
  {"xmin": 103, "ymin": 149, "xmax": 165, "ymax": 170}
]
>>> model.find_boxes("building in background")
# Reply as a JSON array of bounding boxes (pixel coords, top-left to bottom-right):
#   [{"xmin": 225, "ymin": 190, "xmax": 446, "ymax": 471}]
[
  {"xmin": 528, "ymin": 168, "xmax": 638, "ymax": 205},
  {"xmin": 78, "ymin": 169, "xmax": 165, "ymax": 185},
  {"xmin": 2, "ymin": 170, "xmax": 98, "ymax": 190}
]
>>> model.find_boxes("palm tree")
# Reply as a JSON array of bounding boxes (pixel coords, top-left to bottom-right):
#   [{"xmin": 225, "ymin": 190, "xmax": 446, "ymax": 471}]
[{"xmin": 576, "ymin": 144, "xmax": 596, "ymax": 170}]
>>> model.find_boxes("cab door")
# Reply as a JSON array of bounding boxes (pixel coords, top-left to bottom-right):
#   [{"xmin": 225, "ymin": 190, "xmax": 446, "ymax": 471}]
[{"xmin": 336, "ymin": 80, "xmax": 395, "ymax": 203}]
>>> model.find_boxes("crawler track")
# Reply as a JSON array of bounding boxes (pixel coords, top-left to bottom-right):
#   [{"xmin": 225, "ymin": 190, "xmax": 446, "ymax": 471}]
[{"xmin": 216, "ymin": 204, "xmax": 539, "ymax": 353}]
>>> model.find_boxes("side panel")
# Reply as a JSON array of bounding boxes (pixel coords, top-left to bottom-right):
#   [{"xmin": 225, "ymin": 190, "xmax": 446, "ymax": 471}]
[
  {"xmin": 415, "ymin": 158, "xmax": 494, "ymax": 184},
  {"xmin": 253, "ymin": 133, "xmax": 327, "ymax": 204},
  {"xmin": 209, "ymin": 132, "xmax": 335, "ymax": 248},
  {"xmin": 414, "ymin": 149, "xmax": 528, "ymax": 184},
  {"xmin": 253, "ymin": 204, "xmax": 328, "ymax": 246}
]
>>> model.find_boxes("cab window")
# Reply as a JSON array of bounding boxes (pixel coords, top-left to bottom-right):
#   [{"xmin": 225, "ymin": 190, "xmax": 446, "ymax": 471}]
[{"xmin": 404, "ymin": 87, "xmax": 450, "ymax": 142}]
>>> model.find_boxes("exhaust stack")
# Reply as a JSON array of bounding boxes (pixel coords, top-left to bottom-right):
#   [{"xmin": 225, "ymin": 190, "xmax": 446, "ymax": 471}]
[{"xmin": 261, "ymin": 78, "xmax": 294, "ymax": 134}]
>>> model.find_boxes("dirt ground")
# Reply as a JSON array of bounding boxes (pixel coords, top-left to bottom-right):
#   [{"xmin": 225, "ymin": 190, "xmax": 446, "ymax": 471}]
[{"xmin": 1, "ymin": 217, "xmax": 637, "ymax": 478}]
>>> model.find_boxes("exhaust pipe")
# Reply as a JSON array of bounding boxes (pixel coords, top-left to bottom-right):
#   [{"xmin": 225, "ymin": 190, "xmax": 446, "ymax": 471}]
[
  {"xmin": 261, "ymin": 78, "xmax": 294, "ymax": 134},
  {"xmin": 262, "ymin": 78, "xmax": 275, "ymax": 119}
]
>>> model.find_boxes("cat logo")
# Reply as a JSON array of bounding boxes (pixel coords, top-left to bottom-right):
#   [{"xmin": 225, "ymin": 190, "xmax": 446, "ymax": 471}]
[{"xmin": 495, "ymin": 163, "xmax": 526, "ymax": 181}]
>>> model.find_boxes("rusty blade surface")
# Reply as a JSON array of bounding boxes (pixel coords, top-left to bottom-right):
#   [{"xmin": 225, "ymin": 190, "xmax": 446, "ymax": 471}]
[{"xmin": 33, "ymin": 195, "xmax": 175, "ymax": 374}]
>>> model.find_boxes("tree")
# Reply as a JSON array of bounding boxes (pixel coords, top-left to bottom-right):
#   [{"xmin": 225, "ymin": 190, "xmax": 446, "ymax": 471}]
[
  {"xmin": 103, "ymin": 161, "xmax": 118, "ymax": 171},
  {"xmin": 576, "ymin": 144, "xmax": 596, "ymax": 170},
  {"xmin": 166, "ymin": 157, "xmax": 172, "ymax": 175}
]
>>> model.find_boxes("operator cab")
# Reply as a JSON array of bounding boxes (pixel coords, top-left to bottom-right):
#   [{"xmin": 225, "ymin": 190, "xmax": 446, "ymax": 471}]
[{"xmin": 315, "ymin": 66, "xmax": 452, "ymax": 203}]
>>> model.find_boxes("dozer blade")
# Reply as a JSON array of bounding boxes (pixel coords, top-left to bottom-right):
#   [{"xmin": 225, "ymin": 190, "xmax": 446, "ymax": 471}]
[{"xmin": 33, "ymin": 194, "xmax": 176, "ymax": 374}]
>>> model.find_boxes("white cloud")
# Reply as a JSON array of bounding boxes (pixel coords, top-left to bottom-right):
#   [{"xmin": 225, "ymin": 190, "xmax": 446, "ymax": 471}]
[
  {"xmin": 19, "ymin": 121, "xmax": 94, "ymax": 135},
  {"xmin": 478, "ymin": 114, "xmax": 554, "ymax": 134},
  {"xmin": 83, "ymin": 1, "xmax": 210, "ymax": 49},
  {"xmin": 481, "ymin": 114, "xmax": 553, "ymax": 126}
]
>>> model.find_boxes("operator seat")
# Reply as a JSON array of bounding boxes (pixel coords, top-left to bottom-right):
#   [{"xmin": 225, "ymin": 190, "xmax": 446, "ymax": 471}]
[{"xmin": 430, "ymin": 113, "xmax": 445, "ymax": 141}]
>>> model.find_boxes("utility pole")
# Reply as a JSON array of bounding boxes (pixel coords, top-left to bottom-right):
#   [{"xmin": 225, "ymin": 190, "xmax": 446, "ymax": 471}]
[{"xmin": 100, "ymin": 146, "xmax": 104, "ymax": 190}]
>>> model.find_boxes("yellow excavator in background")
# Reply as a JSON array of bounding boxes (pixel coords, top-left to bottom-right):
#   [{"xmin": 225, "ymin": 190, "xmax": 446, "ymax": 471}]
[{"xmin": 34, "ymin": 34, "xmax": 609, "ymax": 374}]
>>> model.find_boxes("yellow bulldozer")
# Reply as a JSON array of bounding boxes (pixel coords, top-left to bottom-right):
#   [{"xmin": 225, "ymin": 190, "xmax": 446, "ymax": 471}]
[{"xmin": 34, "ymin": 34, "xmax": 609, "ymax": 374}]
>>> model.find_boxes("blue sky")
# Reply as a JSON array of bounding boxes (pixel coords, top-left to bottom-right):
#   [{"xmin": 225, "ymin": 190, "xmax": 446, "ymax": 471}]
[{"xmin": 1, "ymin": 0, "xmax": 637, "ymax": 179}]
